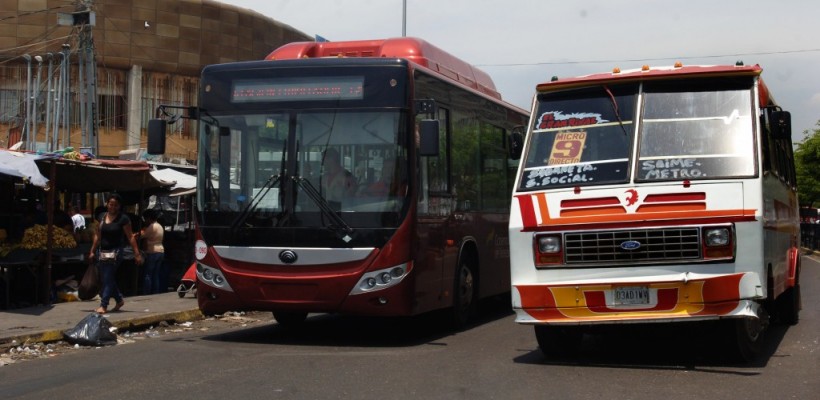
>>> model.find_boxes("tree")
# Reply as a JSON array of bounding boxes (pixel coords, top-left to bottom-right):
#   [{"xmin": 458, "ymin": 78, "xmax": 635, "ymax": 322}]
[{"xmin": 795, "ymin": 121, "xmax": 820, "ymax": 207}]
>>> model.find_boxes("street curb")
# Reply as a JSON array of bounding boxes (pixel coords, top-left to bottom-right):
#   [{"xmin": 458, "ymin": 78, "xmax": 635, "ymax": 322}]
[{"xmin": 0, "ymin": 309, "xmax": 204, "ymax": 349}]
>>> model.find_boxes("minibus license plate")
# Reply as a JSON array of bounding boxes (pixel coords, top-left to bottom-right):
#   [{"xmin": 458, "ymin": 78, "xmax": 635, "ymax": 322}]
[{"xmin": 613, "ymin": 286, "xmax": 649, "ymax": 305}]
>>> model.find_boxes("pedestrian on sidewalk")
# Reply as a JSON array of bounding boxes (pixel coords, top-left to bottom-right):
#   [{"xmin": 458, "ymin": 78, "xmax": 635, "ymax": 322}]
[
  {"xmin": 137, "ymin": 209, "xmax": 164, "ymax": 295},
  {"xmin": 88, "ymin": 193, "xmax": 143, "ymax": 314}
]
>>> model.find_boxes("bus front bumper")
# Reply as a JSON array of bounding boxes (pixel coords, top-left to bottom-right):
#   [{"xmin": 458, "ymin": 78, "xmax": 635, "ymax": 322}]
[{"xmin": 512, "ymin": 272, "xmax": 764, "ymax": 324}]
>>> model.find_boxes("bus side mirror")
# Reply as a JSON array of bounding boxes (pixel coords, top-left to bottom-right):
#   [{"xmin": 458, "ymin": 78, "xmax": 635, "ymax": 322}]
[
  {"xmin": 509, "ymin": 126, "xmax": 525, "ymax": 160},
  {"xmin": 771, "ymin": 110, "xmax": 791, "ymax": 140},
  {"xmin": 147, "ymin": 119, "xmax": 166, "ymax": 155},
  {"xmin": 418, "ymin": 119, "xmax": 440, "ymax": 157}
]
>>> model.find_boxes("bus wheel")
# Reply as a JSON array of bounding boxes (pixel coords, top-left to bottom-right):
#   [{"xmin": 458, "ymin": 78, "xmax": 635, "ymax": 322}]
[
  {"xmin": 776, "ymin": 283, "xmax": 801, "ymax": 325},
  {"xmin": 273, "ymin": 311, "xmax": 308, "ymax": 327},
  {"xmin": 451, "ymin": 260, "xmax": 476, "ymax": 328},
  {"xmin": 534, "ymin": 325, "xmax": 582, "ymax": 357},
  {"xmin": 726, "ymin": 311, "xmax": 768, "ymax": 362}
]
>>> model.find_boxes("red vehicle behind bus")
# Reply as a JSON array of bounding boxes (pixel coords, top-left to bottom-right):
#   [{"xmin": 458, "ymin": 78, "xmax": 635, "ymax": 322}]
[{"xmin": 149, "ymin": 38, "xmax": 528, "ymax": 326}]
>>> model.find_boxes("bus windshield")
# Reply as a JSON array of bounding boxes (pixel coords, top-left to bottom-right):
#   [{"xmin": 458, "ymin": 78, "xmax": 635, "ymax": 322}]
[
  {"xmin": 637, "ymin": 79, "xmax": 755, "ymax": 181},
  {"xmin": 520, "ymin": 84, "xmax": 637, "ymax": 190},
  {"xmin": 198, "ymin": 109, "xmax": 409, "ymax": 230},
  {"xmin": 519, "ymin": 78, "xmax": 756, "ymax": 190}
]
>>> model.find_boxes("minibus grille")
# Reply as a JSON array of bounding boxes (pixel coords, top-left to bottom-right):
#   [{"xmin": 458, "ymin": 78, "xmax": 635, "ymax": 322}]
[{"xmin": 564, "ymin": 228, "xmax": 701, "ymax": 264}]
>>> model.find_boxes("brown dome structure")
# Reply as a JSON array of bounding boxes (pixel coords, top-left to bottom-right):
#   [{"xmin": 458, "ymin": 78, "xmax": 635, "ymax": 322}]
[{"xmin": 0, "ymin": 0, "xmax": 310, "ymax": 160}]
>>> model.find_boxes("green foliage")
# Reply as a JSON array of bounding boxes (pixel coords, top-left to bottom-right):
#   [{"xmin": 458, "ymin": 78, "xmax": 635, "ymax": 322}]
[{"xmin": 795, "ymin": 121, "xmax": 820, "ymax": 207}]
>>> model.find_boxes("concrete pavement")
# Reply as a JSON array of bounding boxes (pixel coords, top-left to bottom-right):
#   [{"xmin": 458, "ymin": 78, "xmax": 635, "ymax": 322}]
[{"xmin": 0, "ymin": 291, "xmax": 203, "ymax": 348}]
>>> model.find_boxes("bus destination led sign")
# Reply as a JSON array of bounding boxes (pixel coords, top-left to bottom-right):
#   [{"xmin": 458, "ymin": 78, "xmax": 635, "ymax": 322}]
[{"xmin": 231, "ymin": 77, "xmax": 364, "ymax": 103}]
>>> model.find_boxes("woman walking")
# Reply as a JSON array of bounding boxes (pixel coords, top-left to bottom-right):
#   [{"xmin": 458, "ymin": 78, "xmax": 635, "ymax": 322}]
[{"xmin": 88, "ymin": 193, "xmax": 143, "ymax": 313}]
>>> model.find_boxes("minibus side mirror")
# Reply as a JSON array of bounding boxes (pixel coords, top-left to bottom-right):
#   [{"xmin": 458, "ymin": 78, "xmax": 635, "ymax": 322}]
[{"xmin": 771, "ymin": 110, "xmax": 792, "ymax": 140}]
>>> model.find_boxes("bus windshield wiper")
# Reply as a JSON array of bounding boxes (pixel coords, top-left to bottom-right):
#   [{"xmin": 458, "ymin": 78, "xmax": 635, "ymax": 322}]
[
  {"xmin": 603, "ymin": 85, "xmax": 630, "ymax": 136},
  {"xmin": 230, "ymin": 173, "xmax": 281, "ymax": 229},
  {"xmin": 293, "ymin": 176, "xmax": 354, "ymax": 243}
]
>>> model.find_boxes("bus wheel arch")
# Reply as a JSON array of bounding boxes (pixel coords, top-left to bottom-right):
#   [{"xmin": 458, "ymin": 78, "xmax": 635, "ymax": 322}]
[{"xmin": 451, "ymin": 240, "xmax": 479, "ymax": 328}]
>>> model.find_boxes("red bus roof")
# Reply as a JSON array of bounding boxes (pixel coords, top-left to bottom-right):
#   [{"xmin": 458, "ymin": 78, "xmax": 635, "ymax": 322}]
[
  {"xmin": 537, "ymin": 64, "xmax": 774, "ymax": 106},
  {"xmin": 265, "ymin": 37, "xmax": 502, "ymax": 100}
]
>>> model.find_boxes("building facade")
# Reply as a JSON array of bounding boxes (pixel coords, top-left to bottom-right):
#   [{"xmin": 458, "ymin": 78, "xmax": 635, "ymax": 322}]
[{"xmin": 0, "ymin": 0, "xmax": 311, "ymax": 160}]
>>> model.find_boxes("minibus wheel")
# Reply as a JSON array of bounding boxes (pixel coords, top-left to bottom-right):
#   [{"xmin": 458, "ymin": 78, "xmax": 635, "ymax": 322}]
[
  {"xmin": 776, "ymin": 264, "xmax": 801, "ymax": 325},
  {"xmin": 726, "ymin": 310, "xmax": 768, "ymax": 362}
]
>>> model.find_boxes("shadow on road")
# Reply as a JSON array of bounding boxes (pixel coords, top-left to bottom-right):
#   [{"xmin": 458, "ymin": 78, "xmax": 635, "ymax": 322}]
[
  {"xmin": 199, "ymin": 295, "xmax": 514, "ymax": 348},
  {"xmin": 513, "ymin": 320, "xmax": 792, "ymax": 371}
]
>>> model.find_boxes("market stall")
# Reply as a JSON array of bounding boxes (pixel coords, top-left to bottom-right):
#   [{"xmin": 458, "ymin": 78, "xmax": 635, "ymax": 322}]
[
  {"xmin": 0, "ymin": 149, "xmax": 52, "ymax": 308},
  {"xmin": 0, "ymin": 149, "xmax": 174, "ymax": 308}
]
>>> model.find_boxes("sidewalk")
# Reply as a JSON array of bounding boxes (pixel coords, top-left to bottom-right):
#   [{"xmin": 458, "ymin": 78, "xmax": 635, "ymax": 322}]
[{"xmin": 0, "ymin": 292, "xmax": 203, "ymax": 348}]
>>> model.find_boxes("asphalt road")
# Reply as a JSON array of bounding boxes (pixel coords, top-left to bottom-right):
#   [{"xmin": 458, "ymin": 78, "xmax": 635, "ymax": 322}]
[{"xmin": 1, "ymin": 256, "xmax": 818, "ymax": 400}]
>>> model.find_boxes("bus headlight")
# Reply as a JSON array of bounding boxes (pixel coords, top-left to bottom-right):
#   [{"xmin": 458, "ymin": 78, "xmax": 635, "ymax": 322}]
[
  {"xmin": 538, "ymin": 236, "xmax": 561, "ymax": 253},
  {"xmin": 350, "ymin": 262, "xmax": 411, "ymax": 295},
  {"xmin": 704, "ymin": 228, "xmax": 730, "ymax": 246},
  {"xmin": 196, "ymin": 263, "xmax": 234, "ymax": 292},
  {"xmin": 534, "ymin": 234, "xmax": 563, "ymax": 267},
  {"xmin": 702, "ymin": 226, "xmax": 734, "ymax": 260}
]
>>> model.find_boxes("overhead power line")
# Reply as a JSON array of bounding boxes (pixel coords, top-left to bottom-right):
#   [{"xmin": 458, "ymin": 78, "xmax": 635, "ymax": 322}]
[{"xmin": 475, "ymin": 48, "xmax": 820, "ymax": 67}]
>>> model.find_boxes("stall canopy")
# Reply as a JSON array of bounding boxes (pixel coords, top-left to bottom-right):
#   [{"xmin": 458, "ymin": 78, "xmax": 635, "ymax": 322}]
[
  {"xmin": 0, "ymin": 149, "xmax": 50, "ymax": 188},
  {"xmin": 34, "ymin": 158, "xmax": 171, "ymax": 193},
  {"xmin": 150, "ymin": 167, "xmax": 196, "ymax": 197}
]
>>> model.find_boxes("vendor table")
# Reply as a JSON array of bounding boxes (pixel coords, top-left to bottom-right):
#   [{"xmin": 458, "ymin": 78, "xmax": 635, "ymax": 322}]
[{"xmin": 0, "ymin": 249, "xmax": 42, "ymax": 309}]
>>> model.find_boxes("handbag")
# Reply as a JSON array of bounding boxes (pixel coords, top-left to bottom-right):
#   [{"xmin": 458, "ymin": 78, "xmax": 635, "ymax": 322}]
[
  {"xmin": 78, "ymin": 262, "xmax": 101, "ymax": 301},
  {"xmin": 99, "ymin": 249, "xmax": 119, "ymax": 261}
]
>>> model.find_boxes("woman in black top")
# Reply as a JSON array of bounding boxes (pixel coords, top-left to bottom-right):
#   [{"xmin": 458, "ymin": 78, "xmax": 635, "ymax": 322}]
[{"xmin": 88, "ymin": 193, "xmax": 143, "ymax": 314}]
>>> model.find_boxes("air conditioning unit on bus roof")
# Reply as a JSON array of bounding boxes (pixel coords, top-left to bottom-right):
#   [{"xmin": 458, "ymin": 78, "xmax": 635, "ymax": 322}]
[{"xmin": 266, "ymin": 37, "xmax": 501, "ymax": 100}]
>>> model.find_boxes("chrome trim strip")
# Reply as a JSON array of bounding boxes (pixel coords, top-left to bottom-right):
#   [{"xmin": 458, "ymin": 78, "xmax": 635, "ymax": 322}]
[{"xmin": 213, "ymin": 246, "xmax": 375, "ymax": 266}]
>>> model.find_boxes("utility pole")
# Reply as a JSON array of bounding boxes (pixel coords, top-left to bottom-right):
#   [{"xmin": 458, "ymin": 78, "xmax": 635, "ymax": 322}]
[
  {"xmin": 402, "ymin": 0, "xmax": 407, "ymax": 37},
  {"xmin": 60, "ymin": 2, "xmax": 97, "ymax": 154}
]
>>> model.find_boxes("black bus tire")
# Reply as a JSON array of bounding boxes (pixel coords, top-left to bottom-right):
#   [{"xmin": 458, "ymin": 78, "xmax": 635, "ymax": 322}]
[{"xmin": 451, "ymin": 259, "xmax": 476, "ymax": 328}]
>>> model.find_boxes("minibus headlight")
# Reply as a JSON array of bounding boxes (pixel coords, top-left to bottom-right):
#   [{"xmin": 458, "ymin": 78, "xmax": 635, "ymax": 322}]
[
  {"xmin": 704, "ymin": 228, "xmax": 730, "ymax": 247},
  {"xmin": 534, "ymin": 234, "xmax": 563, "ymax": 267},
  {"xmin": 538, "ymin": 236, "xmax": 561, "ymax": 253}
]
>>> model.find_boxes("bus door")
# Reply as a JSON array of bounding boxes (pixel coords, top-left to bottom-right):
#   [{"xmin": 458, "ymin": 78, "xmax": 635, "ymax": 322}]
[{"xmin": 415, "ymin": 111, "xmax": 459, "ymax": 311}]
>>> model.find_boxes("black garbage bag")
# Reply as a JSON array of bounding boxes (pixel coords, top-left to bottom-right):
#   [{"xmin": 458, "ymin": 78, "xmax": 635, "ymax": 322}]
[{"xmin": 63, "ymin": 313, "xmax": 118, "ymax": 346}]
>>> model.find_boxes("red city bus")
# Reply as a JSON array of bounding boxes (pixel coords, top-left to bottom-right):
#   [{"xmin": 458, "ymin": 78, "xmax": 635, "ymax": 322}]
[{"xmin": 149, "ymin": 38, "xmax": 528, "ymax": 326}]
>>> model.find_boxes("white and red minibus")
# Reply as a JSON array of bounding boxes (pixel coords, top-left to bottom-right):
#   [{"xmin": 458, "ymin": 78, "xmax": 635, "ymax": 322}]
[{"xmin": 509, "ymin": 63, "xmax": 801, "ymax": 361}]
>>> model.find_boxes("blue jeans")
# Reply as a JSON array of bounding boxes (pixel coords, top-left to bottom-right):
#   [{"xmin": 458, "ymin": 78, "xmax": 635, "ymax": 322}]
[
  {"xmin": 98, "ymin": 258, "xmax": 123, "ymax": 309},
  {"xmin": 142, "ymin": 252, "xmax": 164, "ymax": 295}
]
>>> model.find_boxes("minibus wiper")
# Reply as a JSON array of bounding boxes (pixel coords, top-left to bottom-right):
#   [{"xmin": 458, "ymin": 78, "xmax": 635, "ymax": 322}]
[
  {"xmin": 293, "ymin": 176, "xmax": 354, "ymax": 243},
  {"xmin": 603, "ymin": 85, "xmax": 630, "ymax": 136},
  {"xmin": 230, "ymin": 173, "xmax": 281, "ymax": 229}
]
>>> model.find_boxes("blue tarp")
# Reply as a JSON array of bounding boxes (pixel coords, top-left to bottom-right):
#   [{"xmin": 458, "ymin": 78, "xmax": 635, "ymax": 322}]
[{"xmin": 0, "ymin": 149, "xmax": 50, "ymax": 188}]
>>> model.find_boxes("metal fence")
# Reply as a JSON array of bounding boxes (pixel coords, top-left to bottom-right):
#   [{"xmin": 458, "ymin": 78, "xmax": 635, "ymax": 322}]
[{"xmin": 801, "ymin": 223, "xmax": 820, "ymax": 250}]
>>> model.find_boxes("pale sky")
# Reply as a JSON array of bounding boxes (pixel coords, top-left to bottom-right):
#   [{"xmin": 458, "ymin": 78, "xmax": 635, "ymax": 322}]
[{"xmin": 219, "ymin": 0, "xmax": 820, "ymax": 143}]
